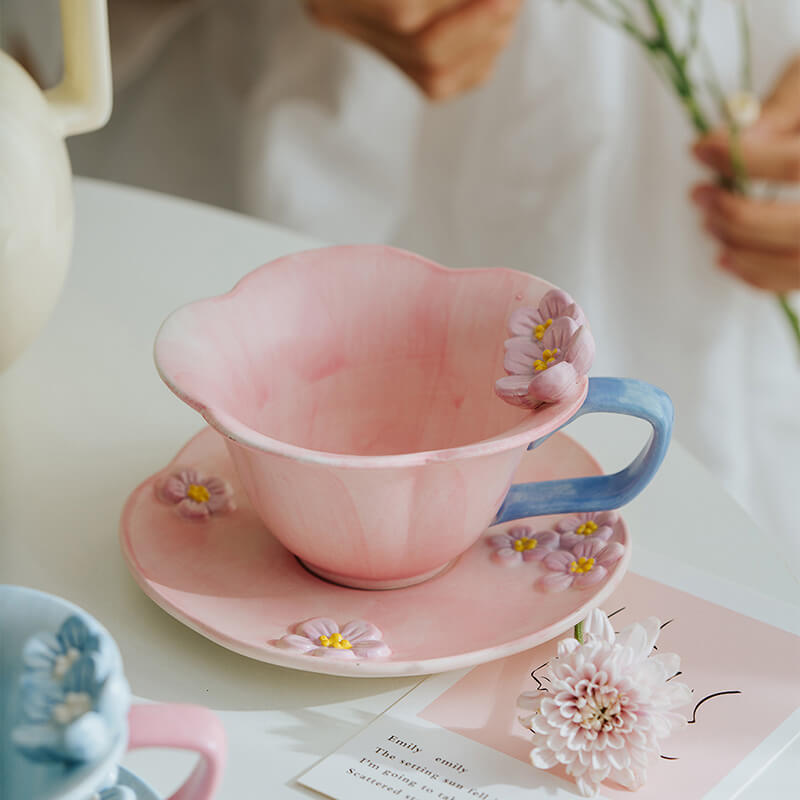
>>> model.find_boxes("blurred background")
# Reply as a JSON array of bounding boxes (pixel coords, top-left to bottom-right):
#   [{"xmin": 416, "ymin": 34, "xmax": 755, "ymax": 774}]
[{"xmin": 2, "ymin": 0, "xmax": 799, "ymax": 571}]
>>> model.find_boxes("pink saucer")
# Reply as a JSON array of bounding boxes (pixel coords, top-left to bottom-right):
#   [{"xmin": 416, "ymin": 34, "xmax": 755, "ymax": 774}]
[{"xmin": 120, "ymin": 429, "xmax": 630, "ymax": 678}]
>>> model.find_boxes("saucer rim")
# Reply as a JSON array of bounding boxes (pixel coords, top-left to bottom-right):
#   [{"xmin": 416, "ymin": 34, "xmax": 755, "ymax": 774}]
[{"xmin": 119, "ymin": 429, "xmax": 630, "ymax": 678}]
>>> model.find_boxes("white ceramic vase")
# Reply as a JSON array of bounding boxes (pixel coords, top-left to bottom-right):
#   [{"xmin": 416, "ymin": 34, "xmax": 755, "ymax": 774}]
[{"xmin": 0, "ymin": 0, "xmax": 112, "ymax": 371}]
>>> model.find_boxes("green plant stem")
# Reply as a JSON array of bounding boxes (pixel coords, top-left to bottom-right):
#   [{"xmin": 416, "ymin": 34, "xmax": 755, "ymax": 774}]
[
  {"xmin": 778, "ymin": 295, "xmax": 800, "ymax": 355},
  {"xmin": 737, "ymin": 2, "xmax": 753, "ymax": 91},
  {"xmin": 574, "ymin": 621, "xmax": 584, "ymax": 644}
]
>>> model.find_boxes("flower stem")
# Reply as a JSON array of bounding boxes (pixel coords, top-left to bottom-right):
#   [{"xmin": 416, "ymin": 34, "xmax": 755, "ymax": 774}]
[
  {"xmin": 778, "ymin": 294, "xmax": 800, "ymax": 360},
  {"xmin": 574, "ymin": 621, "xmax": 584, "ymax": 644}
]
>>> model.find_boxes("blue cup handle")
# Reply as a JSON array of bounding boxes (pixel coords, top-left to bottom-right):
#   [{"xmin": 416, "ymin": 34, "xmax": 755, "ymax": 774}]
[{"xmin": 492, "ymin": 377, "xmax": 673, "ymax": 524}]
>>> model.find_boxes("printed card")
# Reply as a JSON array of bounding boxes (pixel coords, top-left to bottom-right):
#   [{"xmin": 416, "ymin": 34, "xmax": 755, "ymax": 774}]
[{"xmin": 298, "ymin": 553, "xmax": 800, "ymax": 799}]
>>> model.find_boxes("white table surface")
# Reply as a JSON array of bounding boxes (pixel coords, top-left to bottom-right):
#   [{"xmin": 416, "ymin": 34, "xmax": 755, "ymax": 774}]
[{"xmin": 1, "ymin": 178, "xmax": 797, "ymax": 799}]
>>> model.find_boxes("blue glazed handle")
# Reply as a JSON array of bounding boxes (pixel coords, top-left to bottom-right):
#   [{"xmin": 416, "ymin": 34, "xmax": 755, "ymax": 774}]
[{"xmin": 492, "ymin": 377, "xmax": 673, "ymax": 524}]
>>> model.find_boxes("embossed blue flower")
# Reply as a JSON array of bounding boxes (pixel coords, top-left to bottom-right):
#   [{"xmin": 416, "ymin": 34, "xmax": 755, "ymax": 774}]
[
  {"xmin": 22, "ymin": 615, "xmax": 111, "ymax": 684},
  {"xmin": 13, "ymin": 651, "xmax": 130, "ymax": 764}
]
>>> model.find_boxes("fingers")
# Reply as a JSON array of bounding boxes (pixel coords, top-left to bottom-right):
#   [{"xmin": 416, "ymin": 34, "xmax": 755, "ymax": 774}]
[
  {"xmin": 692, "ymin": 131, "xmax": 800, "ymax": 183},
  {"xmin": 692, "ymin": 185, "xmax": 800, "ymax": 251},
  {"xmin": 691, "ymin": 184, "xmax": 800, "ymax": 291},
  {"xmin": 307, "ymin": 0, "xmax": 521, "ymax": 100},
  {"xmin": 718, "ymin": 247, "xmax": 800, "ymax": 293},
  {"xmin": 759, "ymin": 54, "xmax": 800, "ymax": 133},
  {"xmin": 310, "ymin": 0, "xmax": 467, "ymax": 33}
]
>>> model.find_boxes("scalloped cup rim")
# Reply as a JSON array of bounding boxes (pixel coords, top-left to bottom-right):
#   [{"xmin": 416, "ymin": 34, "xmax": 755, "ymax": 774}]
[{"xmin": 153, "ymin": 245, "xmax": 588, "ymax": 468}]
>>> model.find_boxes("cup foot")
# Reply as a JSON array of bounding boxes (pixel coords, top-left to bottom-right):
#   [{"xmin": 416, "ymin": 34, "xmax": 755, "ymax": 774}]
[{"xmin": 297, "ymin": 559, "xmax": 455, "ymax": 590}]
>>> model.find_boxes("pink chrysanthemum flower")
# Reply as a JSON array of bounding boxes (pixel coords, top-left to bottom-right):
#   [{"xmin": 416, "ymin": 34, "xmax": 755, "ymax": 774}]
[
  {"xmin": 518, "ymin": 609, "xmax": 691, "ymax": 797},
  {"xmin": 556, "ymin": 511, "xmax": 618, "ymax": 551},
  {"xmin": 155, "ymin": 468, "xmax": 235, "ymax": 519},
  {"xmin": 488, "ymin": 526, "xmax": 559, "ymax": 566},
  {"xmin": 537, "ymin": 540, "xmax": 624, "ymax": 592}
]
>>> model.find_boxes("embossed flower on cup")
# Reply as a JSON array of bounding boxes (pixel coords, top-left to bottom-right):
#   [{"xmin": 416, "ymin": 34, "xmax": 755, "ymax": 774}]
[
  {"xmin": 155, "ymin": 245, "xmax": 672, "ymax": 590},
  {"xmin": 275, "ymin": 618, "xmax": 391, "ymax": 660},
  {"xmin": 22, "ymin": 615, "xmax": 107, "ymax": 682},
  {"xmin": 13, "ymin": 619, "xmax": 130, "ymax": 764},
  {"xmin": 497, "ymin": 317, "xmax": 595, "ymax": 407}
]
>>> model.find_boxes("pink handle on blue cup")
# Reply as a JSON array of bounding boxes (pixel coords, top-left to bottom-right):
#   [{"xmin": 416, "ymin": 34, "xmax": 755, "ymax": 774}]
[
  {"xmin": 127, "ymin": 705, "xmax": 227, "ymax": 800},
  {"xmin": 493, "ymin": 377, "xmax": 673, "ymax": 524}
]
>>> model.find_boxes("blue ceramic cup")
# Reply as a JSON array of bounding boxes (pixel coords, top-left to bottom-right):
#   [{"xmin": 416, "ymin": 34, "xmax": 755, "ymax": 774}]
[{"xmin": 0, "ymin": 586, "xmax": 226, "ymax": 800}]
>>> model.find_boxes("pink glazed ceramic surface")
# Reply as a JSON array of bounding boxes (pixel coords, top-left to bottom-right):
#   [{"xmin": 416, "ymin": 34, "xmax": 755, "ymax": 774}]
[
  {"xmin": 119, "ymin": 428, "xmax": 630, "ymax": 678},
  {"xmin": 154, "ymin": 245, "xmax": 589, "ymax": 589}
]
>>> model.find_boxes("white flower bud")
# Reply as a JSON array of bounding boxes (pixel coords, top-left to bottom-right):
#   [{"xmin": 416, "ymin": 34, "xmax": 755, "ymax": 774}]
[{"xmin": 725, "ymin": 90, "xmax": 761, "ymax": 128}]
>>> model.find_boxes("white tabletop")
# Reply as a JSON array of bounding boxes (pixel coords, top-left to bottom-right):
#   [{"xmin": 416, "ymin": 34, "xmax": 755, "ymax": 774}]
[{"xmin": 2, "ymin": 178, "xmax": 797, "ymax": 799}]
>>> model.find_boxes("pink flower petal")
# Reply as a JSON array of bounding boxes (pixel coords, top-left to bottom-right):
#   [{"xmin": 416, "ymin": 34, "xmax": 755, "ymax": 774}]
[
  {"xmin": 531, "ymin": 747, "xmax": 560, "ymax": 769},
  {"xmin": 539, "ymin": 289, "xmax": 585, "ymax": 326},
  {"xmin": 543, "ymin": 550, "xmax": 574, "ymax": 571},
  {"xmin": 340, "ymin": 620, "xmax": 383, "ymax": 644},
  {"xmin": 521, "ymin": 547, "xmax": 549, "ymax": 563},
  {"xmin": 296, "ymin": 617, "xmax": 339, "ymax": 641},
  {"xmin": 157, "ymin": 475, "xmax": 189, "ymax": 504},
  {"xmin": 487, "ymin": 534, "xmax": 513, "ymax": 549},
  {"xmin": 177, "ymin": 498, "xmax": 211, "ymax": 519},
  {"xmin": 573, "ymin": 565, "xmax": 608, "ymax": 588},
  {"xmin": 555, "ymin": 514, "xmax": 581, "ymax": 533},
  {"xmin": 495, "ymin": 374, "xmax": 537, "ymax": 407},
  {"xmin": 596, "ymin": 542, "xmax": 625, "ymax": 567},
  {"xmin": 351, "ymin": 641, "xmax": 392, "ymax": 659},
  {"xmin": 204, "ymin": 477, "xmax": 236, "ymax": 513},
  {"xmin": 504, "ymin": 338, "xmax": 541, "ymax": 375},
  {"xmin": 492, "ymin": 547, "xmax": 523, "ymax": 566},
  {"xmin": 572, "ymin": 539, "xmax": 605, "ymax": 560},
  {"xmin": 537, "ymin": 573, "xmax": 574, "ymax": 593},
  {"xmin": 542, "ymin": 317, "xmax": 579, "ymax": 351},
  {"xmin": 595, "ymin": 511, "xmax": 619, "ymax": 527},
  {"xmin": 508, "ymin": 525, "xmax": 533, "ymax": 540},
  {"xmin": 509, "ymin": 307, "xmax": 542, "ymax": 337},
  {"xmin": 310, "ymin": 646, "xmax": 356, "ymax": 660},
  {"xmin": 565, "ymin": 325, "xmax": 596, "ymax": 376},
  {"xmin": 275, "ymin": 634, "xmax": 316, "ymax": 653},
  {"xmin": 583, "ymin": 609, "xmax": 616, "ymax": 644},
  {"xmin": 527, "ymin": 361, "xmax": 579, "ymax": 404},
  {"xmin": 533, "ymin": 530, "xmax": 559, "ymax": 549}
]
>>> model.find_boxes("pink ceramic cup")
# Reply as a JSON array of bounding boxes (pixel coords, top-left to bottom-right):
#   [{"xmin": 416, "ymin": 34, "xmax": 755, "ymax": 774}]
[{"xmin": 155, "ymin": 246, "xmax": 671, "ymax": 589}]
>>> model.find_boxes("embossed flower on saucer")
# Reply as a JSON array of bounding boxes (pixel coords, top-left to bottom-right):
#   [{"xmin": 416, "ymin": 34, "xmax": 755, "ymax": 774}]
[
  {"xmin": 537, "ymin": 540, "xmax": 624, "ymax": 592},
  {"xmin": 488, "ymin": 526, "xmax": 559, "ymax": 566},
  {"xmin": 155, "ymin": 468, "xmax": 235, "ymax": 519},
  {"xmin": 556, "ymin": 511, "xmax": 618, "ymax": 551},
  {"xmin": 275, "ymin": 618, "xmax": 391, "ymax": 660}
]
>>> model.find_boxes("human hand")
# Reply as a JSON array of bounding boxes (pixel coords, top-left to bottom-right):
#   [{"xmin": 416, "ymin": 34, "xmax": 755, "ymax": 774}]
[
  {"xmin": 306, "ymin": 0, "xmax": 522, "ymax": 100},
  {"xmin": 691, "ymin": 56, "xmax": 800, "ymax": 292}
]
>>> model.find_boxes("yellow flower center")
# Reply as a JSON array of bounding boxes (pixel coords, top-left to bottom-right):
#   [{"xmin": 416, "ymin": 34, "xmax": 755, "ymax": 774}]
[
  {"xmin": 576, "ymin": 520, "xmax": 599, "ymax": 536},
  {"xmin": 569, "ymin": 556, "xmax": 596, "ymax": 574},
  {"xmin": 186, "ymin": 483, "xmax": 210, "ymax": 503},
  {"xmin": 513, "ymin": 537, "xmax": 538, "ymax": 552},
  {"xmin": 533, "ymin": 348, "xmax": 559, "ymax": 372},
  {"xmin": 319, "ymin": 632, "xmax": 352, "ymax": 649},
  {"xmin": 533, "ymin": 318, "xmax": 553, "ymax": 340}
]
